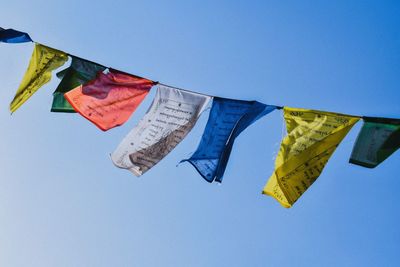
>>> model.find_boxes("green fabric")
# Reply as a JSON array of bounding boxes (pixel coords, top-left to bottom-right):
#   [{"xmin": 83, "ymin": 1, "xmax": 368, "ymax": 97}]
[
  {"xmin": 350, "ymin": 117, "xmax": 400, "ymax": 168},
  {"xmin": 51, "ymin": 57, "xmax": 105, "ymax": 112},
  {"xmin": 56, "ymin": 68, "xmax": 68, "ymax": 79}
]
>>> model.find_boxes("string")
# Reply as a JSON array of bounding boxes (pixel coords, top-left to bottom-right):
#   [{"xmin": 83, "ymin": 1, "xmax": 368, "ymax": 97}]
[
  {"xmin": 24, "ymin": 41, "xmax": 395, "ymax": 120},
  {"xmin": 271, "ymin": 109, "xmax": 285, "ymax": 162},
  {"xmin": 35, "ymin": 42, "xmax": 159, "ymax": 85},
  {"xmin": 158, "ymin": 82, "xmax": 215, "ymax": 98}
]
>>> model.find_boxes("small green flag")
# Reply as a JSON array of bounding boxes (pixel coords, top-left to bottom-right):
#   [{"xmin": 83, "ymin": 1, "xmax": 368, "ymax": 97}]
[
  {"xmin": 350, "ymin": 117, "xmax": 400, "ymax": 168},
  {"xmin": 51, "ymin": 56, "xmax": 105, "ymax": 113}
]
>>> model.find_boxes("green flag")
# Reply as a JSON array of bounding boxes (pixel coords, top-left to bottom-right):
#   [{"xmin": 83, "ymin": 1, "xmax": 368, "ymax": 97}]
[
  {"xmin": 350, "ymin": 117, "xmax": 400, "ymax": 168},
  {"xmin": 51, "ymin": 56, "xmax": 105, "ymax": 113}
]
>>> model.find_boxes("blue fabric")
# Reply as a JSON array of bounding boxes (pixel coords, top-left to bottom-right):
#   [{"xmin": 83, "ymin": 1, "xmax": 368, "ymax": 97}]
[
  {"xmin": 182, "ymin": 97, "xmax": 277, "ymax": 183},
  {"xmin": 0, "ymin": 28, "xmax": 32, "ymax": 43}
]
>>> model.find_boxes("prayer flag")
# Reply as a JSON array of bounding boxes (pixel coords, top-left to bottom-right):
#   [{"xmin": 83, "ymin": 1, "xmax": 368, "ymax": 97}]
[
  {"xmin": 349, "ymin": 117, "xmax": 400, "ymax": 168},
  {"xmin": 10, "ymin": 44, "xmax": 68, "ymax": 113},
  {"xmin": 111, "ymin": 85, "xmax": 211, "ymax": 176},
  {"xmin": 181, "ymin": 97, "xmax": 276, "ymax": 183},
  {"xmin": 263, "ymin": 107, "xmax": 360, "ymax": 208},
  {"xmin": 0, "ymin": 27, "xmax": 32, "ymax": 43},
  {"xmin": 51, "ymin": 56, "xmax": 105, "ymax": 112},
  {"xmin": 64, "ymin": 69, "xmax": 154, "ymax": 131}
]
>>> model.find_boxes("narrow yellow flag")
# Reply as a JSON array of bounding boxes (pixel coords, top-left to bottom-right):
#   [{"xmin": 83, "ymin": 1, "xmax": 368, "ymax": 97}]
[
  {"xmin": 263, "ymin": 107, "xmax": 360, "ymax": 208},
  {"xmin": 10, "ymin": 44, "xmax": 68, "ymax": 113}
]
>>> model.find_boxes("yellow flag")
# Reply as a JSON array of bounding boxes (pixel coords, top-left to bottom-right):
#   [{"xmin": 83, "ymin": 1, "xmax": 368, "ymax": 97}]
[
  {"xmin": 10, "ymin": 44, "xmax": 68, "ymax": 113},
  {"xmin": 263, "ymin": 107, "xmax": 360, "ymax": 208}
]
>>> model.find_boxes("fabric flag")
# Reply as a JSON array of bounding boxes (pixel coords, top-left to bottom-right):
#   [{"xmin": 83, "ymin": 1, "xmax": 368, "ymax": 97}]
[
  {"xmin": 181, "ymin": 97, "xmax": 277, "ymax": 183},
  {"xmin": 349, "ymin": 117, "xmax": 400, "ymax": 168},
  {"xmin": 263, "ymin": 107, "xmax": 360, "ymax": 208},
  {"xmin": 51, "ymin": 56, "xmax": 106, "ymax": 112},
  {"xmin": 0, "ymin": 27, "xmax": 32, "ymax": 43},
  {"xmin": 111, "ymin": 84, "xmax": 211, "ymax": 176},
  {"xmin": 64, "ymin": 69, "xmax": 154, "ymax": 131},
  {"xmin": 10, "ymin": 43, "xmax": 68, "ymax": 113}
]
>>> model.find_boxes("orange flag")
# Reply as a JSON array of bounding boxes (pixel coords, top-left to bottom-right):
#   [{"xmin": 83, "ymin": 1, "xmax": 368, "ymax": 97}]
[{"xmin": 65, "ymin": 69, "xmax": 154, "ymax": 131}]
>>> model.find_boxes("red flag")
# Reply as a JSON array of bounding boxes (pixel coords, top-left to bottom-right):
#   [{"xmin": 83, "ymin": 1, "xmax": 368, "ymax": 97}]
[{"xmin": 65, "ymin": 69, "xmax": 154, "ymax": 131}]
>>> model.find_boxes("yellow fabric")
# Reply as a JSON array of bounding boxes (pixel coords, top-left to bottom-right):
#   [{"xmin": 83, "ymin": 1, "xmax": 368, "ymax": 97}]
[
  {"xmin": 10, "ymin": 44, "xmax": 68, "ymax": 113},
  {"xmin": 263, "ymin": 107, "xmax": 360, "ymax": 208}
]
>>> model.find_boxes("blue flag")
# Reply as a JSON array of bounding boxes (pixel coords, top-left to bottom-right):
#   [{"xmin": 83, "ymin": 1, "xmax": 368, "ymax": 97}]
[
  {"xmin": 181, "ymin": 97, "xmax": 277, "ymax": 183},
  {"xmin": 0, "ymin": 27, "xmax": 32, "ymax": 43}
]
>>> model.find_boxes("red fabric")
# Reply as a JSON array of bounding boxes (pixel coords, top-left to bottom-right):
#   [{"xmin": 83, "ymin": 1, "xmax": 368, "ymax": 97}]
[{"xmin": 65, "ymin": 69, "xmax": 154, "ymax": 131}]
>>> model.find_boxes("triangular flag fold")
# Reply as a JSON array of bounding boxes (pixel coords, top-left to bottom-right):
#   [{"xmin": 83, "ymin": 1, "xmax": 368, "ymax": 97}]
[{"xmin": 10, "ymin": 43, "xmax": 68, "ymax": 113}]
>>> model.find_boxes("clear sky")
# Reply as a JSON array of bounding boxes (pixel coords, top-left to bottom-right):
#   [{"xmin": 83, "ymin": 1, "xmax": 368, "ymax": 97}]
[{"xmin": 1, "ymin": 1, "xmax": 399, "ymax": 266}]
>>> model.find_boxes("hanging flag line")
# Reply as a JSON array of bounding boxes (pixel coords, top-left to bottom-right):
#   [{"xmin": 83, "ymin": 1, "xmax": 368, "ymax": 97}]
[
  {"xmin": 158, "ymin": 82, "xmax": 214, "ymax": 98},
  {"xmin": 0, "ymin": 26, "xmax": 284, "ymax": 111},
  {"xmin": 50, "ymin": 42, "xmax": 235, "ymax": 109},
  {"xmin": 48, "ymin": 39, "xmax": 290, "ymax": 113},
  {"xmin": 35, "ymin": 42, "xmax": 159, "ymax": 86},
  {"xmin": 31, "ymin": 38, "xmax": 282, "ymax": 110},
  {"xmin": 47, "ymin": 41, "xmax": 285, "ymax": 110},
  {"xmin": 3, "ymin": 27, "xmax": 400, "ymax": 208},
  {"xmin": 2, "ymin": 28, "xmax": 395, "ymax": 118}
]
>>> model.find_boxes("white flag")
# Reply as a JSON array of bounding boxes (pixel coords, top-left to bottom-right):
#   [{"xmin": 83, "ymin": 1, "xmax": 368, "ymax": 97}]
[{"xmin": 111, "ymin": 84, "xmax": 212, "ymax": 176}]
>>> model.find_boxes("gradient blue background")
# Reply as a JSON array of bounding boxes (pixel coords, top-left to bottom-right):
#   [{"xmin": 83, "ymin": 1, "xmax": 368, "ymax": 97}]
[{"xmin": 1, "ymin": 1, "xmax": 399, "ymax": 266}]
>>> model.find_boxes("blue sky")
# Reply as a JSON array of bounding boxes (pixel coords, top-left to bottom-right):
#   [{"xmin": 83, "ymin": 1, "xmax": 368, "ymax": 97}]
[{"xmin": 1, "ymin": 1, "xmax": 399, "ymax": 266}]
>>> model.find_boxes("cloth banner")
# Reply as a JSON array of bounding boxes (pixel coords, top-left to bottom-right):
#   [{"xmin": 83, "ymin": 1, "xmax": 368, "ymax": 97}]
[
  {"xmin": 64, "ymin": 69, "xmax": 154, "ymax": 131},
  {"xmin": 10, "ymin": 44, "xmax": 68, "ymax": 113},
  {"xmin": 111, "ymin": 85, "xmax": 211, "ymax": 176},
  {"xmin": 181, "ymin": 97, "xmax": 276, "ymax": 183},
  {"xmin": 349, "ymin": 117, "xmax": 400, "ymax": 168},
  {"xmin": 0, "ymin": 27, "xmax": 32, "ymax": 43},
  {"xmin": 51, "ymin": 56, "xmax": 106, "ymax": 112},
  {"xmin": 263, "ymin": 107, "xmax": 360, "ymax": 208}
]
